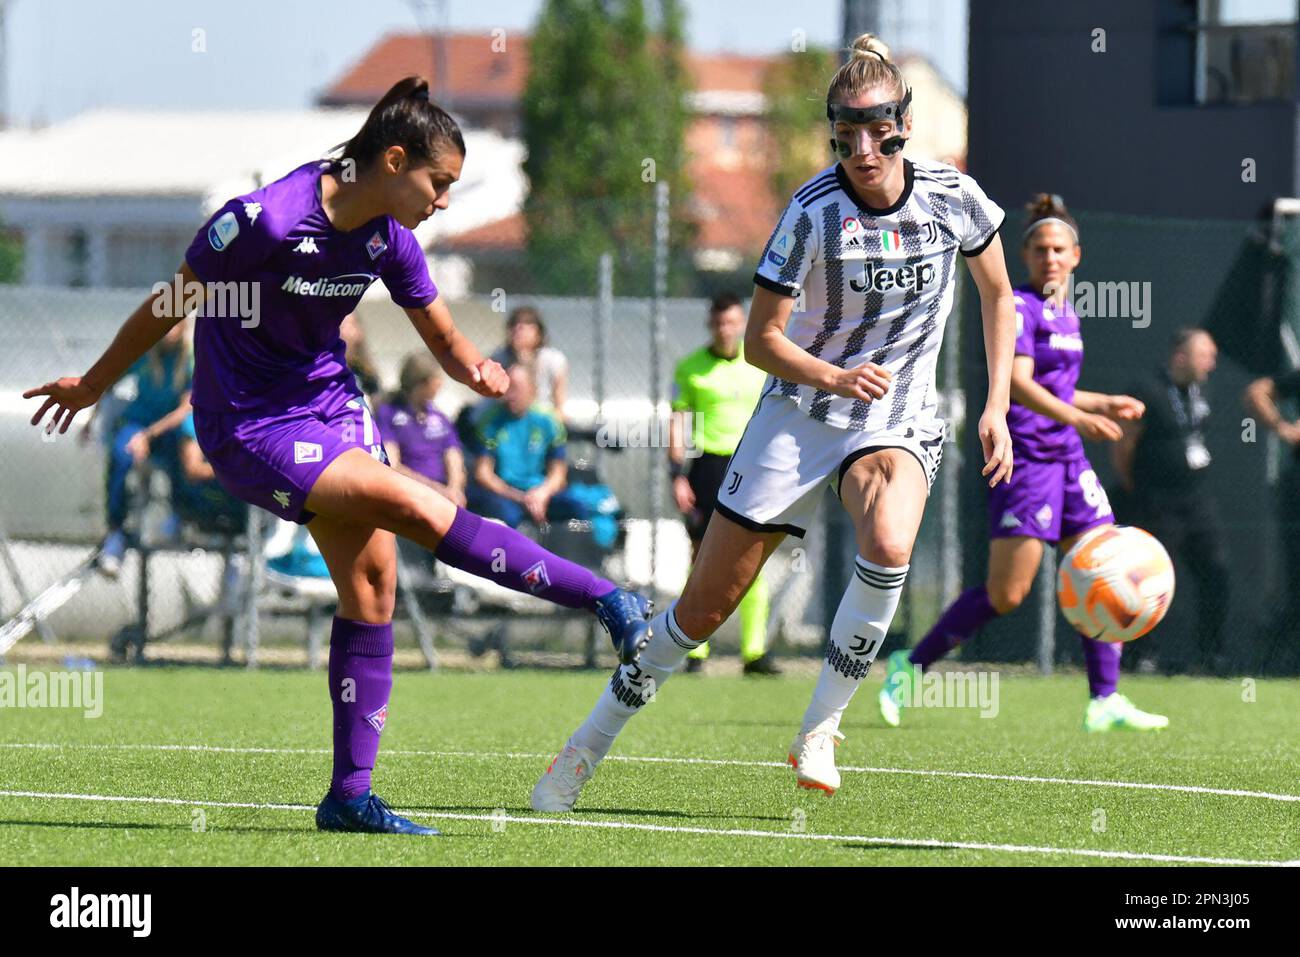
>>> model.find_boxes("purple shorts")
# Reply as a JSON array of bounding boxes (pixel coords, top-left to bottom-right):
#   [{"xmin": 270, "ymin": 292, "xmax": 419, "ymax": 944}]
[
  {"xmin": 987, "ymin": 455, "xmax": 1113, "ymax": 543},
  {"xmin": 193, "ymin": 377, "xmax": 388, "ymax": 525}
]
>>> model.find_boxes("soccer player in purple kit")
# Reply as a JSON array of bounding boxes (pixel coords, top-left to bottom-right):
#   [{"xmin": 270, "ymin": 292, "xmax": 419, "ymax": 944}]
[
  {"xmin": 878, "ymin": 194, "xmax": 1169, "ymax": 732},
  {"xmin": 24, "ymin": 76, "xmax": 653, "ymax": 836}
]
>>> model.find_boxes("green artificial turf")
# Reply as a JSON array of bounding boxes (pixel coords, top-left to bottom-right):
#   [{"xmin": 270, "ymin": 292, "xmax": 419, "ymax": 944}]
[{"xmin": 0, "ymin": 666, "xmax": 1295, "ymax": 866}]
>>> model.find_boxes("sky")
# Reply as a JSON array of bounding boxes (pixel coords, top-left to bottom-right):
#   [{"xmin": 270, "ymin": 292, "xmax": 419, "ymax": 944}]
[{"xmin": 2, "ymin": 0, "xmax": 967, "ymax": 127}]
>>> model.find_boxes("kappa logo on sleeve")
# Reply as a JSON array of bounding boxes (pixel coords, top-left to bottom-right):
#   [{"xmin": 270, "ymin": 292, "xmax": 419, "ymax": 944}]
[{"xmin": 208, "ymin": 211, "xmax": 240, "ymax": 251}]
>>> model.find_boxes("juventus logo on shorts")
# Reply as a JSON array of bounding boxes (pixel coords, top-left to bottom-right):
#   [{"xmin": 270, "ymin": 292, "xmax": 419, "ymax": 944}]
[{"xmin": 726, "ymin": 471, "xmax": 743, "ymax": 495}]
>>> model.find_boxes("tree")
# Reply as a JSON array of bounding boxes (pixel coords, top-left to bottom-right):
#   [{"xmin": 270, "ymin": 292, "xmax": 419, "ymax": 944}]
[
  {"xmin": 0, "ymin": 217, "xmax": 21, "ymax": 283},
  {"xmin": 762, "ymin": 45, "xmax": 838, "ymax": 204},
  {"xmin": 521, "ymin": 0, "xmax": 693, "ymax": 295}
]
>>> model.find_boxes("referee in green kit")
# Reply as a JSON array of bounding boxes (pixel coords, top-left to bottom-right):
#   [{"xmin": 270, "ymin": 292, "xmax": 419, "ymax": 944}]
[{"xmin": 669, "ymin": 292, "xmax": 779, "ymax": 675}]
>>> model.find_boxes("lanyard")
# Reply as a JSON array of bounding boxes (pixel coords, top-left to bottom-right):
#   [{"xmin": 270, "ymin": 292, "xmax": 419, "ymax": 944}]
[{"xmin": 1167, "ymin": 382, "xmax": 1204, "ymax": 433}]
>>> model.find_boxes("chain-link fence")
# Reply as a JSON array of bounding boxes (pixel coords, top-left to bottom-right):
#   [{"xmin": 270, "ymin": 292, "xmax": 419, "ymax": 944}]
[
  {"xmin": 1, "ymin": 199, "xmax": 1296, "ymax": 673},
  {"xmin": 956, "ymin": 209, "xmax": 1300, "ymax": 676}
]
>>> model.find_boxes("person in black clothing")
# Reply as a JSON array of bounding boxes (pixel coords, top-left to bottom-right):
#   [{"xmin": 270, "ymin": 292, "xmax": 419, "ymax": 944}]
[
  {"xmin": 1243, "ymin": 367, "xmax": 1300, "ymax": 668},
  {"xmin": 1112, "ymin": 328, "xmax": 1227, "ymax": 674}
]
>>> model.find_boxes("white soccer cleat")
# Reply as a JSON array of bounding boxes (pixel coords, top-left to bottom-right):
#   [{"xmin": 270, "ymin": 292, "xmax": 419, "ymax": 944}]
[
  {"xmin": 787, "ymin": 720, "xmax": 845, "ymax": 795},
  {"xmin": 530, "ymin": 740, "xmax": 599, "ymax": 812}
]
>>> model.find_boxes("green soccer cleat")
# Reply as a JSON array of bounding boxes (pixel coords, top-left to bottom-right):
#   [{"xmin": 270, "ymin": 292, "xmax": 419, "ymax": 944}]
[
  {"xmin": 1083, "ymin": 692, "xmax": 1170, "ymax": 732},
  {"xmin": 877, "ymin": 650, "xmax": 918, "ymax": 728}
]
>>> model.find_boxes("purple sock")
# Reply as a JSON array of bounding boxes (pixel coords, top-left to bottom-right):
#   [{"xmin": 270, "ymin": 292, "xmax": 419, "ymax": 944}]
[
  {"xmin": 910, "ymin": 585, "xmax": 999, "ymax": 670},
  {"xmin": 328, "ymin": 617, "xmax": 394, "ymax": 801},
  {"xmin": 1081, "ymin": 635, "xmax": 1121, "ymax": 698},
  {"xmin": 434, "ymin": 507, "xmax": 616, "ymax": 610}
]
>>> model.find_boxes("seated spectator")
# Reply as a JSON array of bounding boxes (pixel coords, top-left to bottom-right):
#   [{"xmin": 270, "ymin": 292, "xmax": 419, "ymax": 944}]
[
  {"xmin": 469, "ymin": 365, "xmax": 588, "ymax": 529},
  {"xmin": 489, "ymin": 306, "xmax": 569, "ymax": 416},
  {"xmin": 458, "ymin": 306, "xmax": 572, "ymax": 448},
  {"xmin": 84, "ymin": 321, "xmax": 193, "ymax": 576},
  {"xmin": 174, "ymin": 412, "xmax": 249, "ymax": 532},
  {"xmin": 377, "ymin": 354, "xmax": 467, "ymax": 508}
]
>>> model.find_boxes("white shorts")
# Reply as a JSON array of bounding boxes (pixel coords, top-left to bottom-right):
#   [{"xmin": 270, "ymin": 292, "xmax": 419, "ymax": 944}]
[{"xmin": 715, "ymin": 393, "xmax": 946, "ymax": 538}]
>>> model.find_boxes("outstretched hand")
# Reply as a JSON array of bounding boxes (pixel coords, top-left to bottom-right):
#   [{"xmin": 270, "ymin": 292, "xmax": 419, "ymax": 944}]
[
  {"xmin": 1105, "ymin": 394, "xmax": 1145, "ymax": 422},
  {"xmin": 24, "ymin": 377, "xmax": 102, "ymax": 435}
]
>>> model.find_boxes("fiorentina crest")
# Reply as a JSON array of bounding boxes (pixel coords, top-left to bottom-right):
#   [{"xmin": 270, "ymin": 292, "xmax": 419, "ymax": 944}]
[
  {"xmin": 521, "ymin": 560, "xmax": 550, "ymax": 593},
  {"xmin": 365, "ymin": 703, "xmax": 388, "ymax": 734}
]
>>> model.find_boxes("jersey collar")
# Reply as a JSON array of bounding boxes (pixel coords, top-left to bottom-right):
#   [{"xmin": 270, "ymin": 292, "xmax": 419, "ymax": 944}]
[{"xmin": 835, "ymin": 159, "xmax": 914, "ymax": 218}]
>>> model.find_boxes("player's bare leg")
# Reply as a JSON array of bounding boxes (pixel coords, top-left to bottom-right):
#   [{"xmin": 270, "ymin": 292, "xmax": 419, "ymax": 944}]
[
  {"xmin": 531, "ymin": 514, "xmax": 784, "ymax": 811},
  {"xmin": 791, "ymin": 449, "xmax": 927, "ymax": 793}
]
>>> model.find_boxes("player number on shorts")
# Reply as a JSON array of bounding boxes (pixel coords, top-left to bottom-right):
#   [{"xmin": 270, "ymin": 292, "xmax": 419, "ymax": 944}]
[{"xmin": 1079, "ymin": 469, "xmax": 1112, "ymax": 518}]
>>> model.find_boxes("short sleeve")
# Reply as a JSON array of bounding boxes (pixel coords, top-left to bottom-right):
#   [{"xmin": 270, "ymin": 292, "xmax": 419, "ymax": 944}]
[
  {"xmin": 957, "ymin": 173, "xmax": 1005, "ymax": 257},
  {"xmin": 475, "ymin": 410, "xmax": 500, "ymax": 454},
  {"xmin": 439, "ymin": 412, "xmax": 463, "ymax": 451},
  {"xmin": 545, "ymin": 413, "xmax": 567, "ymax": 461},
  {"xmin": 185, "ymin": 198, "xmax": 278, "ymax": 284},
  {"xmin": 753, "ymin": 198, "xmax": 819, "ymax": 298},
  {"xmin": 1012, "ymin": 293, "xmax": 1038, "ymax": 357},
  {"xmin": 543, "ymin": 347, "xmax": 568, "ymax": 380},
  {"xmin": 671, "ymin": 360, "xmax": 694, "ymax": 412},
  {"xmin": 380, "ymin": 223, "xmax": 438, "ymax": 309}
]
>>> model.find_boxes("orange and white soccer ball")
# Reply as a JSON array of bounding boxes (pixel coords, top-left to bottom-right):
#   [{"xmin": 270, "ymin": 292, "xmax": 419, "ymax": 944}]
[{"xmin": 1057, "ymin": 525, "xmax": 1175, "ymax": 643}]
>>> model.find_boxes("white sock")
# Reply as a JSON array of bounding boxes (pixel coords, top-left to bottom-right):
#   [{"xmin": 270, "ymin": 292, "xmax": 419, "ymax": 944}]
[
  {"xmin": 571, "ymin": 603, "xmax": 701, "ymax": 760},
  {"xmin": 801, "ymin": 556, "xmax": 908, "ymax": 734}
]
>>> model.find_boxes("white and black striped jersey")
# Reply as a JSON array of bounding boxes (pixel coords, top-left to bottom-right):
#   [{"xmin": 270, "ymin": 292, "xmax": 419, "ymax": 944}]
[{"xmin": 753, "ymin": 159, "xmax": 1004, "ymax": 432}]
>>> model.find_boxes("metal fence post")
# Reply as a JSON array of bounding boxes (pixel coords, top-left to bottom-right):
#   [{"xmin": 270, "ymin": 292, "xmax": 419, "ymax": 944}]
[
  {"xmin": 1037, "ymin": 548, "xmax": 1056, "ymax": 675},
  {"xmin": 649, "ymin": 181, "xmax": 669, "ymax": 596}
]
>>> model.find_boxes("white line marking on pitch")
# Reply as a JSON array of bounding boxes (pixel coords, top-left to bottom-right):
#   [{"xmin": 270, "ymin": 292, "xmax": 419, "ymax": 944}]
[
  {"xmin": 2, "ymin": 741, "xmax": 1296, "ymax": 803},
  {"xmin": 0, "ymin": 788, "xmax": 1293, "ymax": 867}
]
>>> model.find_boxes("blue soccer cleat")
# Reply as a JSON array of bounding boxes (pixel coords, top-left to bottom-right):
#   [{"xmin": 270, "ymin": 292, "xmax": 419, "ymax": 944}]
[
  {"xmin": 315, "ymin": 790, "xmax": 440, "ymax": 835},
  {"xmin": 593, "ymin": 588, "xmax": 654, "ymax": 665}
]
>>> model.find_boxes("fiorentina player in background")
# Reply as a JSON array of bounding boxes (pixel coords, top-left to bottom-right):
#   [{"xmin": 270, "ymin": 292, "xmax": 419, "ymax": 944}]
[
  {"xmin": 24, "ymin": 76, "xmax": 654, "ymax": 836},
  {"xmin": 878, "ymin": 194, "xmax": 1168, "ymax": 732},
  {"xmin": 531, "ymin": 33, "xmax": 1016, "ymax": 810}
]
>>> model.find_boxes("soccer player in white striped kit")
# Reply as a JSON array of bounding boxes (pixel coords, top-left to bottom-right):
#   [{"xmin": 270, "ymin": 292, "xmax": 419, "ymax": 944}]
[{"xmin": 532, "ymin": 33, "xmax": 1016, "ymax": 806}]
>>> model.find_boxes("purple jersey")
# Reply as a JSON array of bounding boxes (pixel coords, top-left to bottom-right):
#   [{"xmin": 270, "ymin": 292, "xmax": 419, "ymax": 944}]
[
  {"xmin": 185, "ymin": 161, "xmax": 437, "ymax": 414},
  {"xmin": 1007, "ymin": 285, "xmax": 1084, "ymax": 461},
  {"xmin": 376, "ymin": 399, "xmax": 460, "ymax": 484}
]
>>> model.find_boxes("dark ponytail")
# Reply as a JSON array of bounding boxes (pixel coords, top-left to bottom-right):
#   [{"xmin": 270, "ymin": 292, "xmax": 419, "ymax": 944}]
[
  {"xmin": 340, "ymin": 76, "xmax": 465, "ymax": 170},
  {"xmin": 1022, "ymin": 192, "xmax": 1079, "ymax": 246}
]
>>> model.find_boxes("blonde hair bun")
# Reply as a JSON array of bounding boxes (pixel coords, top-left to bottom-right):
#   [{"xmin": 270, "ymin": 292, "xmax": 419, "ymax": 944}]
[{"xmin": 850, "ymin": 33, "xmax": 892, "ymax": 62}]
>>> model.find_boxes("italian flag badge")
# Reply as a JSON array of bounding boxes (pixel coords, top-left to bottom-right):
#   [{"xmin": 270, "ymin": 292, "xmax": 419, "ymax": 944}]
[{"xmin": 880, "ymin": 230, "xmax": 902, "ymax": 252}]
